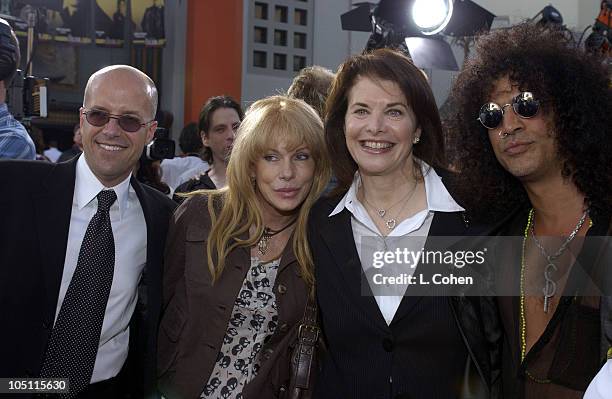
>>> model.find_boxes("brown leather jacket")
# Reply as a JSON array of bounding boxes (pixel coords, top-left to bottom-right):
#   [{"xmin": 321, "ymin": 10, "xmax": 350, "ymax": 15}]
[{"xmin": 157, "ymin": 195, "xmax": 311, "ymax": 399}]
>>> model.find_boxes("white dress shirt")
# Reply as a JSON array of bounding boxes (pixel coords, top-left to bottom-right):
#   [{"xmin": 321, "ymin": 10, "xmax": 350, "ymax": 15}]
[
  {"xmin": 55, "ymin": 155, "xmax": 147, "ymax": 383},
  {"xmin": 584, "ymin": 359, "xmax": 612, "ymax": 399},
  {"xmin": 329, "ymin": 161, "xmax": 464, "ymax": 325},
  {"xmin": 44, "ymin": 147, "xmax": 62, "ymax": 163},
  {"xmin": 160, "ymin": 156, "xmax": 209, "ymax": 194}
]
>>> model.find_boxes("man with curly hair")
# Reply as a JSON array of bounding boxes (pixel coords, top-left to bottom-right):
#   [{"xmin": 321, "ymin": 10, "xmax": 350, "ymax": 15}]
[{"xmin": 446, "ymin": 23, "xmax": 612, "ymax": 398}]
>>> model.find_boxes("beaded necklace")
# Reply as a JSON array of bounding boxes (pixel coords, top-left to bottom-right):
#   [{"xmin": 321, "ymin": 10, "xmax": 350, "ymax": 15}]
[{"xmin": 519, "ymin": 209, "xmax": 551, "ymax": 383}]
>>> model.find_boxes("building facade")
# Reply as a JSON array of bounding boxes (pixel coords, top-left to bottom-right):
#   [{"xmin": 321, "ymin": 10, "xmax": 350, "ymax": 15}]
[{"xmin": 173, "ymin": 0, "xmax": 601, "ymax": 133}]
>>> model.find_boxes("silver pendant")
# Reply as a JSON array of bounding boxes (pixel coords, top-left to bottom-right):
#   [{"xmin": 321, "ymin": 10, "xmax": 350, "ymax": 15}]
[
  {"xmin": 378, "ymin": 209, "xmax": 386, "ymax": 218},
  {"xmin": 542, "ymin": 262, "xmax": 557, "ymax": 313},
  {"xmin": 385, "ymin": 219, "xmax": 396, "ymax": 230}
]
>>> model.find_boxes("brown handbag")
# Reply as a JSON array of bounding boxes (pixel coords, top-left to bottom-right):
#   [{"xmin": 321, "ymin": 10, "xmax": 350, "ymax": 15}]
[{"xmin": 285, "ymin": 293, "xmax": 319, "ymax": 399}]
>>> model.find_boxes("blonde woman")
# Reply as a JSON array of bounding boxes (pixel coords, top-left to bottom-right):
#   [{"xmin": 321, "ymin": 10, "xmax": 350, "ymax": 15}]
[{"xmin": 158, "ymin": 95, "xmax": 331, "ymax": 399}]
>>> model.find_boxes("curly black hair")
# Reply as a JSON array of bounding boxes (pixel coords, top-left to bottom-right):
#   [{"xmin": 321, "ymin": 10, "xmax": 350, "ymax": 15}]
[{"xmin": 445, "ymin": 22, "xmax": 612, "ymax": 223}]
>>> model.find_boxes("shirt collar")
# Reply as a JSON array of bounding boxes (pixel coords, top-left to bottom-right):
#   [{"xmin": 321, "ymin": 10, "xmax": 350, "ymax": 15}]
[
  {"xmin": 75, "ymin": 154, "xmax": 133, "ymax": 219},
  {"xmin": 422, "ymin": 163, "xmax": 464, "ymax": 213},
  {"xmin": 329, "ymin": 160, "xmax": 464, "ymax": 217},
  {"xmin": 329, "ymin": 172, "xmax": 360, "ymax": 217}
]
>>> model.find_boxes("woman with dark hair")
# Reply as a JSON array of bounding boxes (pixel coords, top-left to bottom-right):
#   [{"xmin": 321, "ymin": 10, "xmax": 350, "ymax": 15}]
[
  {"xmin": 308, "ymin": 48, "xmax": 495, "ymax": 398},
  {"xmin": 158, "ymin": 95, "xmax": 331, "ymax": 398}
]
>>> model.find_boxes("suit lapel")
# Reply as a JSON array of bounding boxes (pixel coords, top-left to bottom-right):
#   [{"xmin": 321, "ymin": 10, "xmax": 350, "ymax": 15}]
[
  {"xmin": 32, "ymin": 158, "xmax": 78, "ymax": 320},
  {"xmin": 131, "ymin": 177, "xmax": 155, "ymax": 272},
  {"xmin": 426, "ymin": 210, "xmax": 467, "ymax": 241},
  {"xmin": 318, "ymin": 207, "xmax": 388, "ymax": 330},
  {"xmin": 392, "ymin": 211, "xmax": 467, "ymax": 325},
  {"xmin": 131, "ymin": 177, "xmax": 156, "ymax": 307},
  {"xmin": 214, "ymin": 233, "xmax": 251, "ymax": 308}
]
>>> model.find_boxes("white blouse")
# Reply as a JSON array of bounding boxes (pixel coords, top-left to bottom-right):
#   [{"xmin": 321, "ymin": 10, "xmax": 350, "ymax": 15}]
[{"xmin": 329, "ymin": 161, "xmax": 464, "ymax": 325}]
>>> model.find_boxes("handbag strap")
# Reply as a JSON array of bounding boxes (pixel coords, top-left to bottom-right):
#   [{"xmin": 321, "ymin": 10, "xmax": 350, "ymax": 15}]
[
  {"xmin": 293, "ymin": 292, "xmax": 319, "ymax": 390},
  {"xmin": 301, "ymin": 292, "xmax": 318, "ymax": 328}
]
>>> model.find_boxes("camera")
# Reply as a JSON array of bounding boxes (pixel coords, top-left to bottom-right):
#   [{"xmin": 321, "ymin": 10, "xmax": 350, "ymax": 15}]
[
  {"xmin": 7, "ymin": 69, "xmax": 48, "ymax": 119},
  {"xmin": 145, "ymin": 127, "xmax": 175, "ymax": 160},
  {"xmin": 0, "ymin": 16, "xmax": 48, "ymax": 120}
]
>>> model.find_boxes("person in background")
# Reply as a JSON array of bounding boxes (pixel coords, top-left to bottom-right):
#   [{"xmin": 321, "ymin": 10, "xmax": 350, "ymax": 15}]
[
  {"xmin": 58, "ymin": 123, "xmax": 83, "ymax": 163},
  {"xmin": 141, "ymin": 0, "xmax": 164, "ymax": 39},
  {"xmin": 158, "ymin": 95, "xmax": 331, "ymax": 398},
  {"xmin": 288, "ymin": 65, "xmax": 337, "ymax": 195},
  {"xmin": 287, "ymin": 65, "xmax": 335, "ymax": 118},
  {"xmin": 27, "ymin": 125, "xmax": 50, "ymax": 161},
  {"xmin": 160, "ymin": 122, "xmax": 209, "ymax": 195},
  {"xmin": 137, "ymin": 155, "xmax": 170, "ymax": 195},
  {"xmin": 0, "ymin": 18, "xmax": 35, "ymax": 160},
  {"xmin": 156, "ymin": 109, "xmax": 174, "ymax": 132},
  {"xmin": 109, "ymin": 0, "xmax": 130, "ymax": 40},
  {"xmin": 173, "ymin": 96, "xmax": 243, "ymax": 202},
  {"xmin": 44, "ymin": 139, "xmax": 62, "ymax": 162},
  {"xmin": 584, "ymin": 350, "xmax": 612, "ymax": 399}
]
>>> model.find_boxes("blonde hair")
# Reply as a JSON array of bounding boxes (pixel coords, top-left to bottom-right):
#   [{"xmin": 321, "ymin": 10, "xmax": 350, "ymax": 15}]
[{"xmin": 199, "ymin": 95, "xmax": 331, "ymax": 287}]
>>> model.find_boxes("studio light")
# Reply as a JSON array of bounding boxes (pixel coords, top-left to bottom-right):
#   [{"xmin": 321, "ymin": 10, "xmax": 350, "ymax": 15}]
[
  {"xmin": 541, "ymin": 5, "xmax": 563, "ymax": 25},
  {"xmin": 412, "ymin": 0, "xmax": 453, "ymax": 35},
  {"xmin": 340, "ymin": 0, "xmax": 495, "ymax": 71},
  {"xmin": 532, "ymin": 5, "xmax": 564, "ymax": 26}
]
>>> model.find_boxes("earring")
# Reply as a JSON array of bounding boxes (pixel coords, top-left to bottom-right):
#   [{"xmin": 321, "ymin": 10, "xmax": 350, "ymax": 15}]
[{"xmin": 413, "ymin": 136, "xmax": 420, "ymax": 144}]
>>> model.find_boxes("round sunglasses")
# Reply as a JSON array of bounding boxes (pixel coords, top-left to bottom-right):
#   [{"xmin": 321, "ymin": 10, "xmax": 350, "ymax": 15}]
[
  {"xmin": 477, "ymin": 92, "xmax": 540, "ymax": 130},
  {"xmin": 82, "ymin": 109, "xmax": 153, "ymax": 133}
]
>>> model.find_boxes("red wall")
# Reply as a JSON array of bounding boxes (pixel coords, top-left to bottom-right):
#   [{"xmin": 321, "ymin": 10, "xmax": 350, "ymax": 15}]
[{"xmin": 185, "ymin": 0, "xmax": 243, "ymax": 124}]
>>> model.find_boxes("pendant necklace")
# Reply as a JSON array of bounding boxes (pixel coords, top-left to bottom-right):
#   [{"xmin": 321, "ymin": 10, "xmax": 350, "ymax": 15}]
[
  {"xmin": 362, "ymin": 179, "xmax": 418, "ymax": 230},
  {"xmin": 257, "ymin": 218, "xmax": 297, "ymax": 255},
  {"xmin": 519, "ymin": 208, "xmax": 591, "ymax": 383},
  {"xmin": 529, "ymin": 209, "xmax": 588, "ymax": 313}
]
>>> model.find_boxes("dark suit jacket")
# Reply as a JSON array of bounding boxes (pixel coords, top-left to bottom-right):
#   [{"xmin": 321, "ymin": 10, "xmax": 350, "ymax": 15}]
[
  {"xmin": 308, "ymin": 193, "xmax": 497, "ymax": 399},
  {"xmin": 172, "ymin": 171, "xmax": 215, "ymax": 204},
  {"xmin": 0, "ymin": 156, "xmax": 176, "ymax": 398}
]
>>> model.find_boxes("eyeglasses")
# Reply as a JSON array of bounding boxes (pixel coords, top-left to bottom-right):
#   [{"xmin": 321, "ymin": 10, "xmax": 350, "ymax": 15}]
[
  {"xmin": 82, "ymin": 109, "xmax": 152, "ymax": 133},
  {"xmin": 477, "ymin": 92, "xmax": 541, "ymax": 130}
]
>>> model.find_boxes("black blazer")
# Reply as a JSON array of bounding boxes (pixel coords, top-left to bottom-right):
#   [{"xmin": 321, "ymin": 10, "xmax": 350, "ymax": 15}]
[
  {"xmin": 308, "ymin": 193, "xmax": 496, "ymax": 399},
  {"xmin": 0, "ymin": 157, "xmax": 176, "ymax": 398}
]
